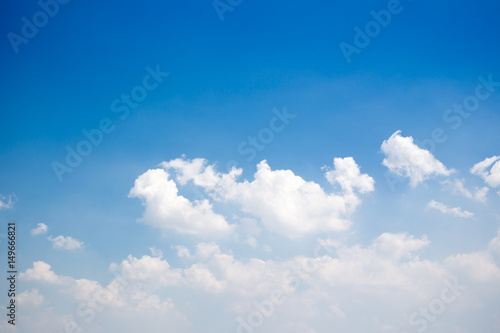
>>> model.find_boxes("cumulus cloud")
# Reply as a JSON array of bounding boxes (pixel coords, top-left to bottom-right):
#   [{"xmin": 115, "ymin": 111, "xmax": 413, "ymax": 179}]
[
  {"xmin": 489, "ymin": 229, "xmax": 500, "ymax": 252},
  {"xmin": 111, "ymin": 254, "xmax": 182, "ymax": 289},
  {"xmin": 109, "ymin": 233, "xmax": 432, "ymax": 300},
  {"xmin": 18, "ymin": 289, "xmax": 44, "ymax": 306},
  {"xmin": 441, "ymin": 179, "xmax": 489, "ymax": 202},
  {"xmin": 161, "ymin": 157, "xmax": 220, "ymax": 189},
  {"xmin": 47, "ymin": 235, "xmax": 84, "ymax": 250},
  {"xmin": 371, "ymin": 232, "xmax": 429, "ymax": 261},
  {"xmin": 215, "ymin": 160, "xmax": 353, "ymax": 238},
  {"xmin": 31, "ymin": 223, "xmax": 48, "ymax": 235},
  {"xmin": 147, "ymin": 156, "xmax": 374, "ymax": 239},
  {"xmin": 471, "ymin": 155, "xmax": 500, "ymax": 189},
  {"xmin": 381, "ymin": 130, "xmax": 454, "ymax": 186},
  {"xmin": 129, "ymin": 168, "xmax": 234, "ymax": 237},
  {"xmin": 325, "ymin": 157, "xmax": 375, "ymax": 194},
  {"xmin": 16, "ymin": 230, "xmax": 500, "ymax": 333},
  {"xmin": 445, "ymin": 251, "xmax": 500, "ymax": 282},
  {"xmin": 426, "ymin": 200, "xmax": 474, "ymax": 219},
  {"xmin": 0, "ymin": 193, "xmax": 16, "ymax": 210},
  {"xmin": 19, "ymin": 259, "xmax": 188, "ymax": 333},
  {"xmin": 19, "ymin": 261, "xmax": 71, "ymax": 284}
]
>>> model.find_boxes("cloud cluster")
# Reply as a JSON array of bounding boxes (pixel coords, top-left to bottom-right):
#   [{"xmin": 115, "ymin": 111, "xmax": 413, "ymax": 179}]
[
  {"xmin": 17, "ymin": 229, "xmax": 500, "ymax": 333},
  {"xmin": 18, "ymin": 259, "xmax": 189, "ymax": 333},
  {"xmin": 131, "ymin": 157, "xmax": 374, "ymax": 239},
  {"xmin": 16, "ymin": 146, "xmax": 500, "ymax": 332},
  {"xmin": 128, "ymin": 168, "xmax": 234, "ymax": 237}
]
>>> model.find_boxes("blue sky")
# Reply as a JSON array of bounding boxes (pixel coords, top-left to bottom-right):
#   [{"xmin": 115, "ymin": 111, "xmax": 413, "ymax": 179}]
[{"xmin": 1, "ymin": 0, "xmax": 500, "ymax": 332}]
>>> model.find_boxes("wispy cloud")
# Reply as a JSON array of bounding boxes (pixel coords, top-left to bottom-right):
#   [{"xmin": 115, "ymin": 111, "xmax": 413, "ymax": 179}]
[
  {"xmin": 441, "ymin": 179, "xmax": 489, "ymax": 202},
  {"xmin": 471, "ymin": 155, "xmax": 500, "ymax": 189},
  {"xmin": 0, "ymin": 193, "xmax": 16, "ymax": 210},
  {"xmin": 31, "ymin": 223, "xmax": 48, "ymax": 236},
  {"xmin": 47, "ymin": 235, "xmax": 84, "ymax": 250},
  {"xmin": 427, "ymin": 200, "xmax": 474, "ymax": 219}
]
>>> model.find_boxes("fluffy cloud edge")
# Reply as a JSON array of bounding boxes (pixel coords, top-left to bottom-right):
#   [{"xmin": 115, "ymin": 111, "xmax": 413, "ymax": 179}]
[
  {"xmin": 31, "ymin": 223, "xmax": 48, "ymax": 236},
  {"xmin": 47, "ymin": 235, "xmax": 85, "ymax": 250},
  {"xmin": 130, "ymin": 157, "xmax": 374, "ymax": 239},
  {"xmin": 381, "ymin": 130, "xmax": 454, "ymax": 187}
]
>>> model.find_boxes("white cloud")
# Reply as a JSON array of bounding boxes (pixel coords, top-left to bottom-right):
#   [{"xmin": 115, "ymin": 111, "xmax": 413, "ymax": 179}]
[
  {"xmin": 128, "ymin": 168, "xmax": 234, "ymax": 237},
  {"xmin": 195, "ymin": 242, "xmax": 222, "ymax": 260},
  {"xmin": 426, "ymin": 200, "xmax": 474, "ymax": 219},
  {"xmin": 20, "ymin": 157, "xmax": 500, "ymax": 332},
  {"xmin": 246, "ymin": 235, "xmax": 258, "ymax": 247},
  {"xmin": 371, "ymin": 232, "xmax": 429, "ymax": 261},
  {"xmin": 19, "ymin": 261, "xmax": 71, "ymax": 284},
  {"xmin": 161, "ymin": 156, "xmax": 220, "ymax": 189},
  {"xmin": 441, "ymin": 179, "xmax": 489, "ymax": 202},
  {"xmin": 471, "ymin": 155, "xmax": 500, "ymax": 188},
  {"xmin": 31, "ymin": 223, "xmax": 48, "ymax": 235},
  {"xmin": 149, "ymin": 247, "xmax": 163, "ymax": 258},
  {"xmin": 174, "ymin": 245, "xmax": 191, "ymax": 258},
  {"xmin": 489, "ymin": 228, "xmax": 500, "ymax": 253},
  {"xmin": 381, "ymin": 130, "xmax": 454, "ymax": 186},
  {"xmin": 445, "ymin": 252, "xmax": 500, "ymax": 282},
  {"xmin": 153, "ymin": 157, "xmax": 373, "ymax": 239},
  {"xmin": 47, "ymin": 235, "xmax": 84, "ymax": 250},
  {"xmin": 111, "ymin": 254, "xmax": 182, "ymax": 289},
  {"xmin": 18, "ymin": 289, "xmax": 44, "ymax": 306},
  {"xmin": 16, "ymin": 230, "xmax": 500, "ymax": 333},
  {"xmin": 0, "ymin": 193, "xmax": 16, "ymax": 210},
  {"xmin": 214, "ymin": 160, "xmax": 356, "ymax": 238},
  {"xmin": 109, "ymin": 233, "xmax": 433, "ymax": 299},
  {"xmin": 325, "ymin": 157, "xmax": 375, "ymax": 194},
  {"xmin": 19, "ymin": 259, "xmax": 189, "ymax": 333},
  {"xmin": 236, "ymin": 217, "xmax": 261, "ymax": 247}
]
